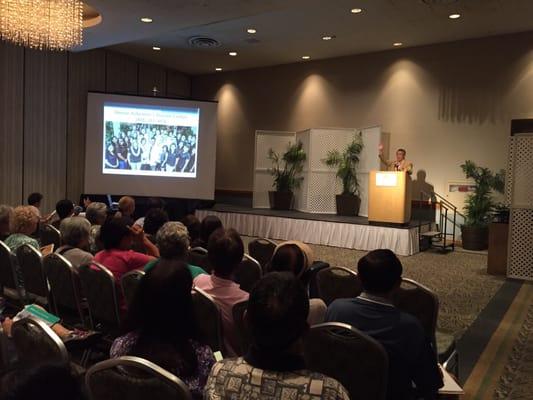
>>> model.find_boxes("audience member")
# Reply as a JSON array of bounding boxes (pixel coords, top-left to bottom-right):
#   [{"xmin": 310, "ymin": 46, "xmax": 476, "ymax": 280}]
[
  {"xmin": 51, "ymin": 199, "xmax": 74, "ymax": 229},
  {"xmin": 0, "ymin": 365, "xmax": 84, "ymax": 400},
  {"xmin": 56, "ymin": 217, "xmax": 93, "ymax": 268},
  {"xmin": 4, "ymin": 206, "xmax": 39, "ymax": 252},
  {"xmin": 85, "ymin": 201, "xmax": 107, "ymax": 253},
  {"xmin": 196, "ymin": 215, "xmax": 223, "ymax": 248},
  {"xmin": 193, "ymin": 228, "xmax": 248, "ymax": 356},
  {"xmin": 94, "ymin": 217, "xmax": 159, "ymax": 283},
  {"xmin": 142, "ymin": 208, "xmax": 169, "ymax": 243},
  {"xmin": 182, "ymin": 214, "xmax": 201, "ymax": 246},
  {"xmin": 325, "ymin": 249, "xmax": 443, "ymax": 400},
  {"xmin": 204, "ymin": 272, "xmax": 350, "ymax": 400},
  {"xmin": 269, "ymin": 241, "xmax": 327, "ymax": 325},
  {"xmin": 111, "ymin": 261, "xmax": 215, "ymax": 399},
  {"xmin": 0, "ymin": 204, "xmax": 13, "ymax": 242},
  {"xmin": 26, "ymin": 192, "xmax": 43, "ymax": 212},
  {"xmin": 115, "ymin": 196, "xmax": 135, "ymax": 222},
  {"xmin": 144, "ymin": 221, "xmax": 206, "ymax": 278},
  {"xmin": 133, "ymin": 197, "xmax": 165, "ymax": 227}
]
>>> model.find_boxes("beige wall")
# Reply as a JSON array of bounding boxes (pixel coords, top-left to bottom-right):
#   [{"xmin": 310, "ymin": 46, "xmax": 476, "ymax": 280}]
[
  {"xmin": 0, "ymin": 44, "xmax": 191, "ymax": 212},
  {"xmin": 192, "ymin": 31, "xmax": 533, "ymax": 201}
]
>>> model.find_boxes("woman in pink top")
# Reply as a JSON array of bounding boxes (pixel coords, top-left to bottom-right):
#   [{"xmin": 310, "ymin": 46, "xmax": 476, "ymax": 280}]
[
  {"xmin": 193, "ymin": 228, "xmax": 248, "ymax": 356},
  {"xmin": 95, "ymin": 217, "xmax": 159, "ymax": 282}
]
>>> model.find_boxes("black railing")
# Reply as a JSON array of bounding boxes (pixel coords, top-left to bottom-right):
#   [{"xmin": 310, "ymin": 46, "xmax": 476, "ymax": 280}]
[{"xmin": 417, "ymin": 190, "xmax": 459, "ymax": 251}]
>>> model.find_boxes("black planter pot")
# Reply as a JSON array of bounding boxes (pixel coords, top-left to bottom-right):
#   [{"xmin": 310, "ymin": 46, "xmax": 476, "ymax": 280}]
[
  {"xmin": 461, "ymin": 225, "xmax": 489, "ymax": 250},
  {"xmin": 335, "ymin": 194, "xmax": 361, "ymax": 216},
  {"xmin": 269, "ymin": 191, "xmax": 295, "ymax": 210}
]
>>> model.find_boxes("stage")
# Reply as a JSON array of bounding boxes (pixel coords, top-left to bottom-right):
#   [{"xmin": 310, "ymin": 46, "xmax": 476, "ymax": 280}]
[{"xmin": 196, "ymin": 204, "xmax": 423, "ymax": 256}]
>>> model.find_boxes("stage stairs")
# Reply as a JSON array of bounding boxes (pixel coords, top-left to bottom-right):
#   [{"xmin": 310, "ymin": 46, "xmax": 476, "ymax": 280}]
[{"xmin": 416, "ymin": 191, "xmax": 461, "ymax": 252}]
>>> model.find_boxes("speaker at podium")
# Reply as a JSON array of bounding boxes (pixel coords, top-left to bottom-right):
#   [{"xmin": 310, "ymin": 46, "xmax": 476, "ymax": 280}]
[{"xmin": 368, "ymin": 171, "xmax": 412, "ymax": 225}]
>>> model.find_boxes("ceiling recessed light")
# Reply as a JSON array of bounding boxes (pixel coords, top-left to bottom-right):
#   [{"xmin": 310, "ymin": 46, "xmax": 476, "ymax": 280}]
[
  {"xmin": 350, "ymin": 8, "xmax": 363, "ymax": 14},
  {"xmin": 229, "ymin": 51, "xmax": 237, "ymax": 56},
  {"xmin": 393, "ymin": 42, "xmax": 403, "ymax": 47},
  {"xmin": 215, "ymin": 67, "xmax": 223, "ymax": 71},
  {"xmin": 302, "ymin": 55, "xmax": 310, "ymax": 60},
  {"xmin": 152, "ymin": 46, "xmax": 161, "ymax": 51},
  {"xmin": 322, "ymin": 35, "xmax": 335, "ymax": 41},
  {"xmin": 247, "ymin": 28, "xmax": 257, "ymax": 34},
  {"xmin": 449, "ymin": 13, "xmax": 461, "ymax": 19},
  {"xmin": 140, "ymin": 17, "xmax": 153, "ymax": 23}
]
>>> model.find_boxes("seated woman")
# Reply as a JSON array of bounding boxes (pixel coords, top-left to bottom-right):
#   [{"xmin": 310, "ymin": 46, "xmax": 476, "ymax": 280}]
[
  {"xmin": 144, "ymin": 221, "xmax": 206, "ymax": 279},
  {"xmin": 94, "ymin": 217, "xmax": 159, "ymax": 283},
  {"xmin": 85, "ymin": 201, "xmax": 107, "ymax": 254},
  {"xmin": 111, "ymin": 261, "xmax": 215, "ymax": 399},
  {"xmin": 268, "ymin": 241, "xmax": 327, "ymax": 325},
  {"xmin": 181, "ymin": 214, "xmax": 201, "ymax": 246},
  {"xmin": 4, "ymin": 206, "xmax": 40, "ymax": 252},
  {"xmin": 56, "ymin": 217, "xmax": 93, "ymax": 269},
  {"xmin": 194, "ymin": 215, "xmax": 223, "ymax": 249},
  {"xmin": 0, "ymin": 204, "xmax": 13, "ymax": 242}
]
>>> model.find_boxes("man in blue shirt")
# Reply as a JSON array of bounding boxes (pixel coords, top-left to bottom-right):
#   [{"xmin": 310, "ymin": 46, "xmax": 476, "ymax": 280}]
[{"xmin": 325, "ymin": 249, "xmax": 443, "ymax": 400}]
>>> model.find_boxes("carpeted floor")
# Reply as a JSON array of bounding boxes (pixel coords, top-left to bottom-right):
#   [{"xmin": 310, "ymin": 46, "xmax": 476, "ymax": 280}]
[{"xmin": 242, "ymin": 236, "xmax": 505, "ymax": 340}]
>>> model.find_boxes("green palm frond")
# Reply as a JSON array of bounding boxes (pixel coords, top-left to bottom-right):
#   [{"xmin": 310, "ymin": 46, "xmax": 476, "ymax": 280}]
[
  {"xmin": 322, "ymin": 134, "xmax": 364, "ymax": 195},
  {"xmin": 268, "ymin": 141, "xmax": 307, "ymax": 192}
]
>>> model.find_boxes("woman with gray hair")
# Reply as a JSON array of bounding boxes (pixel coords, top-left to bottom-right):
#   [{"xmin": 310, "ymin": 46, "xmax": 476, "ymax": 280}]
[
  {"xmin": 56, "ymin": 217, "xmax": 93, "ymax": 269},
  {"xmin": 85, "ymin": 202, "xmax": 107, "ymax": 254},
  {"xmin": 0, "ymin": 204, "xmax": 13, "ymax": 241},
  {"xmin": 143, "ymin": 221, "xmax": 206, "ymax": 279}
]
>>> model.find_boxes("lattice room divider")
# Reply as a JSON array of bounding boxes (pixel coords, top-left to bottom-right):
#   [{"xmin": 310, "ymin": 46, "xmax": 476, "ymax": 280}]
[
  {"xmin": 506, "ymin": 133, "xmax": 533, "ymax": 281},
  {"xmin": 253, "ymin": 126, "xmax": 383, "ymax": 216}
]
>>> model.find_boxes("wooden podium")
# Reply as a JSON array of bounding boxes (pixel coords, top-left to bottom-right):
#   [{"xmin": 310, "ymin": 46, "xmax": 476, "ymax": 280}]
[{"xmin": 368, "ymin": 171, "xmax": 412, "ymax": 224}]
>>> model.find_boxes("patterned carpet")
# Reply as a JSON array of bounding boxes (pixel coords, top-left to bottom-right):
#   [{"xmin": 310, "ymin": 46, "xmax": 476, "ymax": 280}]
[{"xmin": 242, "ymin": 236, "xmax": 505, "ymax": 339}]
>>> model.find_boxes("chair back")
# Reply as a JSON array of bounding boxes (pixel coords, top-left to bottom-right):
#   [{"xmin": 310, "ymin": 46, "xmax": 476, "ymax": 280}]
[
  {"xmin": 121, "ymin": 270, "xmax": 145, "ymax": 309},
  {"xmin": 233, "ymin": 254, "xmax": 262, "ymax": 293},
  {"xmin": 192, "ymin": 288, "xmax": 223, "ymax": 353},
  {"xmin": 78, "ymin": 262, "xmax": 121, "ymax": 331},
  {"xmin": 43, "ymin": 253, "xmax": 85, "ymax": 323},
  {"xmin": 248, "ymin": 238, "xmax": 276, "ymax": 272},
  {"xmin": 11, "ymin": 316, "xmax": 69, "ymax": 368},
  {"xmin": 187, "ymin": 247, "xmax": 211, "ymax": 273},
  {"xmin": 301, "ymin": 261, "xmax": 330, "ymax": 298},
  {"xmin": 16, "ymin": 244, "xmax": 49, "ymax": 299},
  {"xmin": 316, "ymin": 266, "xmax": 362, "ymax": 306},
  {"xmin": 86, "ymin": 356, "xmax": 192, "ymax": 400},
  {"xmin": 393, "ymin": 278, "xmax": 439, "ymax": 347},
  {"xmin": 40, "ymin": 224, "xmax": 62, "ymax": 249},
  {"xmin": 231, "ymin": 300, "xmax": 250, "ymax": 356},
  {"xmin": 304, "ymin": 322, "xmax": 388, "ymax": 400},
  {"xmin": 0, "ymin": 241, "xmax": 19, "ymax": 292}
]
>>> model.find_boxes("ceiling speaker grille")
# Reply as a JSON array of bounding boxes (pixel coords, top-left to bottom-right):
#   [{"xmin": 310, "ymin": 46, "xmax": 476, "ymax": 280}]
[{"xmin": 188, "ymin": 36, "xmax": 221, "ymax": 48}]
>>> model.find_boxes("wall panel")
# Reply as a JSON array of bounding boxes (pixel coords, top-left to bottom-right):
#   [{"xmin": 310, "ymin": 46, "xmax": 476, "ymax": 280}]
[
  {"xmin": 67, "ymin": 49, "xmax": 106, "ymax": 201},
  {"xmin": 106, "ymin": 51, "xmax": 138, "ymax": 94},
  {"xmin": 167, "ymin": 69, "xmax": 191, "ymax": 98},
  {"xmin": 23, "ymin": 49, "xmax": 68, "ymax": 212},
  {"xmin": 0, "ymin": 43, "xmax": 24, "ymax": 206},
  {"xmin": 138, "ymin": 62, "xmax": 167, "ymax": 97}
]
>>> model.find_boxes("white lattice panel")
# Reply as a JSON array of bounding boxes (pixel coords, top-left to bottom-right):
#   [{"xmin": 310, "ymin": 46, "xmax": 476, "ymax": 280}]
[
  {"xmin": 508, "ymin": 208, "xmax": 533, "ymax": 280},
  {"xmin": 507, "ymin": 133, "xmax": 533, "ymax": 281}
]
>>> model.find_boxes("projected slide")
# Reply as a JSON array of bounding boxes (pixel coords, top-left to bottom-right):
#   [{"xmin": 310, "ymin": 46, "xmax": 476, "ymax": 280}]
[{"xmin": 102, "ymin": 103, "xmax": 199, "ymax": 177}]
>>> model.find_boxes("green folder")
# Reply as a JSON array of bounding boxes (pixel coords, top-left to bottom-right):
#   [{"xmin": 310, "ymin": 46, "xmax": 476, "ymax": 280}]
[{"xmin": 24, "ymin": 305, "xmax": 60, "ymax": 326}]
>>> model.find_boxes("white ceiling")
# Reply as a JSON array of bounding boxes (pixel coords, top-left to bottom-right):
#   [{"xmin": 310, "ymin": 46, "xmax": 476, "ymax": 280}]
[{"xmin": 80, "ymin": 0, "xmax": 533, "ymax": 75}]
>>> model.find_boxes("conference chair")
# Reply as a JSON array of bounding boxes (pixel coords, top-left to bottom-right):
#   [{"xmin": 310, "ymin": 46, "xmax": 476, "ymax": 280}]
[
  {"xmin": 40, "ymin": 223, "xmax": 62, "ymax": 249},
  {"xmin": 232, "ymin": 300, "xmax": 250, "ymax": 356},
  {"xmin": 86, "ymin": 356, "xmax": 193, "ymax": 400},
  {"xmin": 187, "ymin": 247, "xmax": 211, "ymax": 273},
  {"xmin": 316, "ymin": 266, "xmax": 362, "ymax": 306},
  {"xmin": 192, "ymin": 288, "xmax": 224, "ymax": 354},
  {"xmin": 304, "ymin": 322, "xmax": 388, "ymax": 400},
  {"xmin": 43, "ymin": 253, "xmax": 88, "ymax": 327},
  {"xmin": 0, "ymin": 241, "xmax": 23, "ymax": 303},
  {"xmin": 121, "ymin": 270, "xmax": 145, "ymax": 309},
  {"xmin": 247, "ymin": 238, "xmax": 277, "ymax": 272},
  {"xmin": 233, "ymin": 254, "xmax": 262, "ymax": 293},
  {"xmin": 16, "ymin": 244, "xmax": 52, "ymax": 308},
  {"xmin": 78, "ymin": 262, "xmax": 121, "ymax": 334},
  {"xmin": 301, "ymin": 260, "xmax": 330, "ymax": 298},
  {"xmin": 11, "ymin": 316, "xmax": 69, "ymax": 368},
  {"xmin": 393, "ymin": 278, "xmax": 458, "ymax": 375}
]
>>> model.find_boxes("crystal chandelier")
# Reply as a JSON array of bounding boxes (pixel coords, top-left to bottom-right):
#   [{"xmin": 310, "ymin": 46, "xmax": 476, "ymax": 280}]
[{"xmin": 0, "ymin": 0, "xmax": 83, "ymax": 51}]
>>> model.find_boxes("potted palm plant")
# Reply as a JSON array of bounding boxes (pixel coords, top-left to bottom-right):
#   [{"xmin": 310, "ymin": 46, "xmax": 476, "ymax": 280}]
[
  {"xmin": 267, "ymin": 141, "xmax": 306, "ymax": 210},
  {"xmin": 322, "ymin": 134, "xmax": 364, "ymax": 216},
  {"xmin": 460, "ymin": 160, "xmax": 505, "ymax": 250}
]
